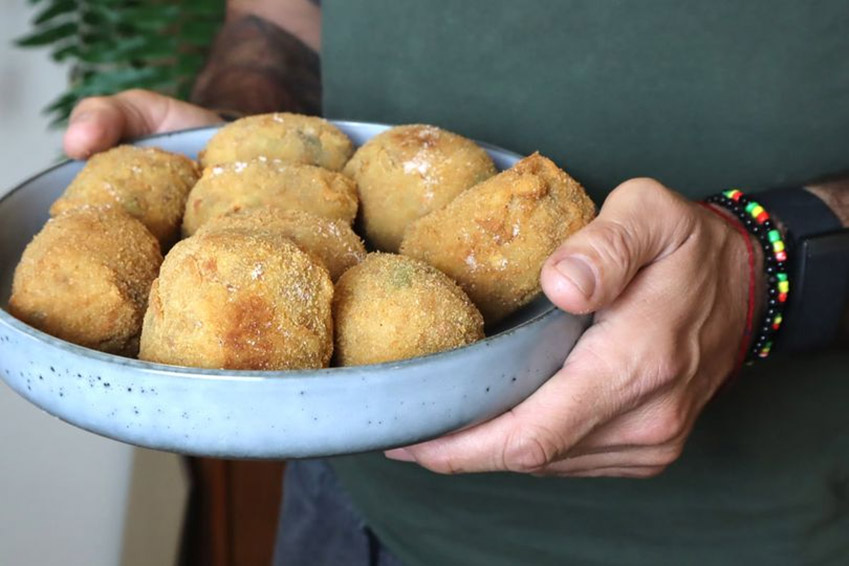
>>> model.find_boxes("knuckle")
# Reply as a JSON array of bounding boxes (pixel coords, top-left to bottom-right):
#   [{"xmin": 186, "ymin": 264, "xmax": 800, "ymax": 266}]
[
  {"xmin": 424, "ymin": 460, "xmax": 461, "ymax": 476},
  {"xmin": 642, "ymin": 332, "xmax": 699, "ymax": 389},
  {"xmin": 634, "ymin": 466, "xmax": 667, "ymax": 479},
  {"xmin": 610, "ymin": 177, "xmax": 670, "ymax": 204},
  {"xmin": 74, "ymin": 95, "xmax": 109, "ymax": 110},
  {"xmin": 503, "ymin": 427, "xmax": 560, "ymax": 472},
  {"xmin": 588, "ymin": 219, "xmax": 638, "ymax": 268},
  {"xmin": 634, "ymin": 406, "xmax": 689, "ymax": 446},
  {"xmin": 416, "ymin": 450, "xmax": 462, "ymax": 476},
  {"xmin": 655, "ymin": 444, "xmax": 684, "ymax": 467},
  {"xmin": 652, "ymin": 347, "xmax": 694, "ymax": 386},
  {"xmin": 121, "ymin": 88, "xmax": 157, "ymax": 100},
  {"xmin": 609, "ymin": 178, "xmax": 692, "ymax": 224}
]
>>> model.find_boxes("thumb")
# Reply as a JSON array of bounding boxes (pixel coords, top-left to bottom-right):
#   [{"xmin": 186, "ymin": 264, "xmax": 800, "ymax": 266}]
[
  {"xmin": 541, "ymin": 178, "xmax": 693, "ymax": 314},
  {"xmin": 63, "ymin": 89, "xmax": 222, "ymax": 159}
]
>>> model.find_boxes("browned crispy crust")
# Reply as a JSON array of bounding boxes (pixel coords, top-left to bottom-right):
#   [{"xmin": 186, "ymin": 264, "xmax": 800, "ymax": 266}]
[
  {"xmin": 199, "ymin": 112, "xmax": 353, "ymax": 170},
  {"xmin": 50, "ymin": 145, "xmax": 200, "ymax": 249},
  {"xmin": 198, "ymin": 208, "xmax": 366, "ymax": 281},
  {"xmin": 400, "ymin": 153, "xmax": 596, "ymax": 324},
  {"xmin": 182, "ymin": 158, "xmax": 359, "ymax": 236},
  {"xmin": 9, "ymin": 207, "xmax": 162, "ymax": 356},
  {"xmin": 333, "ymin": 253, "xmax": 484, "ymax": 366},
  {"xmin": 139, "ymin": 227, "xmax": 333, "ymax": 370},
  {"xmin": 343, "ymin": 124, "xmax": 496, "ymax": 252}
]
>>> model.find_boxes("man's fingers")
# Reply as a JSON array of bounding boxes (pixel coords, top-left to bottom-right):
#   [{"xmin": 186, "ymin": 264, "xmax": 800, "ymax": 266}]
[
  {"xmin": 536, "ymin": 444, "xmax": 683, "ymax": 475},
  {"xmin": 64, "ymin": 100, "xmax": 126, "ymax": 159},
  {"xmin": 554, "ymin": 466, "xmax": 665, "ymax": 479},
  {"xmin": 64, "ymin": 89, "xmax": 222, "ymax": 159},
  {"xmin": 384, "ymin": 326, "xmax": 627, "ymax": 474},
  {"xmin": 565, "ymin": 389, "xmax": 696, "ymax": 456},
  {"xmin": 541, "ymin": 178, "xmax": 695, "ymax": 314}
]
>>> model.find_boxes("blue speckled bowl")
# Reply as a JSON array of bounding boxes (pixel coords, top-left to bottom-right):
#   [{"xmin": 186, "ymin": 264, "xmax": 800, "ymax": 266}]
[{"xmin": 0, "ymin": 122, "xmax": 589, "ymax": 459}]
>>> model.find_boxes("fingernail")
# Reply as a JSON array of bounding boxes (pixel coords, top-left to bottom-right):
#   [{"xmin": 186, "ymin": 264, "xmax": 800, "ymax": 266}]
[
  {"xmin": 384, "ymin": 448, "xmax": 416, "ymax": 462},
  {"xmin": 555, "ymin": 256, "xmax": 595, "ymax": 299},
  {"xmin": 70, "ymin": 111, "xmax": 93, "ymax": 124}
]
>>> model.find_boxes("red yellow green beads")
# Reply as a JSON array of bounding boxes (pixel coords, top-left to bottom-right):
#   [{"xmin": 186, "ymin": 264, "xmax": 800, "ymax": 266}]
[{"xmin": 708, "ymin": 189, "xmax": 791, "ymax": 361}]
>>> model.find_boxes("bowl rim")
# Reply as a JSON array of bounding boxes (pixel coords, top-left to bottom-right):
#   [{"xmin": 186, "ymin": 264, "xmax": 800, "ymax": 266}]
[{"xmin": 0, "ymin": 121, "xmax": 561, "ymax": 382}]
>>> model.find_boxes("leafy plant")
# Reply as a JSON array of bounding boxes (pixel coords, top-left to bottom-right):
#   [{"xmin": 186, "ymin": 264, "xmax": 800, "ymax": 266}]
[{"xmin": 16, "ymin": 0, "xmax": 226, "ymax": 126}]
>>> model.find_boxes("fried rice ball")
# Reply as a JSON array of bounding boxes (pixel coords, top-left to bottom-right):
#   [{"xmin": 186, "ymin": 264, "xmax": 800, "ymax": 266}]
[
  {"xmin": 343, "ymin": 124, "xmax": 497, "ymax": 252},
  {"xmin": 199, "ymin": 113, "xmax": 354, "ymax": 171},
  {"xmin": 50, "ymin": 145, "xmax": 200, "ymax": 248},
  {"xmin": 333, "ymin": 253, "xmax": 484, "ymax": 366},
  {"xmin": 139, "ymin": 227, "xmax": 333, "ymax": 370},
  {"xmin": 182, "ymin": 158, "xmax": 358, "ymax": 236},
  {"xmin": 198, "ymin": 208, "xmax": 366, "ymax": 281},
  {"xmin": 400, "ymin": 153, "xmax": 595, "ymax": 324},
  {"xmin": 8, "ymin": 207, "xmax": 162, "ymax": 356}
]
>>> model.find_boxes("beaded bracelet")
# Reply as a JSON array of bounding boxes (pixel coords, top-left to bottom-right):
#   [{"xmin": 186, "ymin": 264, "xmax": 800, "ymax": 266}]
[{"xmin": 704, "ymin": 189, "xmax": 790, "ymax": 362}]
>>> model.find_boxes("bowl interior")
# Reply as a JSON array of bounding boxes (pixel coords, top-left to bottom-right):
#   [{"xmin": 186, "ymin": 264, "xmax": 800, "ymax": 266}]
[{"xmin": 0, "ymin": 122, "xmax": 553, "ymax": 369}]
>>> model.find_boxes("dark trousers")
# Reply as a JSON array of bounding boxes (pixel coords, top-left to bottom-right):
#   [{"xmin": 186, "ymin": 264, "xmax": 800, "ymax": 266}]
[{"xmin": 273, "ymin": 459, "xmax": 404, "ymax": 566}]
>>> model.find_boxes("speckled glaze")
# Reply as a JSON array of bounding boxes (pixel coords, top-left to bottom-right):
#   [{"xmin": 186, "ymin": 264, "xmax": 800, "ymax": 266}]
[{"xmin": 0, "ymin": 123, "xmax": 589, "ymax": 459}]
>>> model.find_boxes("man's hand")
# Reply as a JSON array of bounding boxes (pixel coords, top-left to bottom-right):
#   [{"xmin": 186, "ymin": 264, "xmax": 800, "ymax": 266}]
[
  {"xmin": 386, "ymin": 178, "xmax": 759, "ymax": 478},
  {"xmin": 63, "ymin": 89, "xmax": 222, "ymax": 160}
]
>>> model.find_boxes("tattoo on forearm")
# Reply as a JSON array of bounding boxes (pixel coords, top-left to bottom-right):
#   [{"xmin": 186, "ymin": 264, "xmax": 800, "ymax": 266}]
[{"xmin": 191, "ymin": 15, "xmax": 321, "ymax": 116}]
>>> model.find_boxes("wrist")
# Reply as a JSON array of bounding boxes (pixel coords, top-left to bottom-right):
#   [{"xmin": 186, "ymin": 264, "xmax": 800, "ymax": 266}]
[
  {"xmin": 703, "ymin": 202, "xmax": 767, "ymax": 331},
  {"xmin": 704, "ymin": 191, "xmax": 793, "ymax": 361}
]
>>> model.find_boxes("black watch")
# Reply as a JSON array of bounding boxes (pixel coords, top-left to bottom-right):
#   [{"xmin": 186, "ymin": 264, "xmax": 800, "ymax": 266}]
[{"xmin": 755, "ymin": 187, "xmax": 849, "ymax": 352}]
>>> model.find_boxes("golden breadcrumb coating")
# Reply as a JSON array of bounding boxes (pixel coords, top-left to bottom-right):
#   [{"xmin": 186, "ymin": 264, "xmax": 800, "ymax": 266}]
[
  {"xmin": 139, "ymin": 227, "xmax": 333, "ymax": 370},
  {"xmin": 50, "ymin": 145, "xmax": 200, "ymax": 249},
  {"xmin": 9, "ymin": 206, "xmax": 162, "ymax": 356},
  {"xmin": 182, "ymin": 158, "xmax": 358, "ymax": 236},
  {"xmin": 199, "ymin": 113, "xmax": 354, "ymax": 171},
  {"xmin": 199, "ymin": 208, "xmax": 366, "ymax": 281},
  {"xmin": 344, "ymin": 124, "xmax": 496, "ymax": 252},
  {"xmin": 401, "ymin": 153, "xmax": 595, "ymax": 324},
  {"xmin": 333, "ymin": 253, "xmax": 484, "ymax": 366}
]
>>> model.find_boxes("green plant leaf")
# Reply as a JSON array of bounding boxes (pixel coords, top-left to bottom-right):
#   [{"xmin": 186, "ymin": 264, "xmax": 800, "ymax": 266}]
[
  {"xmin": 44, "ymin": 92, "xmax": 78, "ymax": 113},
  {"xmin": 50, "ymin": 43, "xmax": 79, "ymax": 62},
  {"xmin": 33, "ymin": 0, "xmax": 76, "ymax": 25},
  {"xmin": 15, "ymin": 21, "xmax": 77, "ymax": 47},
  {"xmin": 19, "ymin": 0, "xmax": 226, "ymax": 124}
]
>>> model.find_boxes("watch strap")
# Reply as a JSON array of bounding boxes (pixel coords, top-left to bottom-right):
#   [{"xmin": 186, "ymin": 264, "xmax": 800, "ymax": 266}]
[{"xmin": 755, "ymin": 187, "xmax": 849, "ymax": 352}]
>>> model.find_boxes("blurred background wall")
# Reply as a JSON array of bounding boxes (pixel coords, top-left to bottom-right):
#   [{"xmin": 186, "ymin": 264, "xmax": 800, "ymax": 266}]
[{"xmin": 0, "ymin": 3, "xmax": 187, "ymax": 565}]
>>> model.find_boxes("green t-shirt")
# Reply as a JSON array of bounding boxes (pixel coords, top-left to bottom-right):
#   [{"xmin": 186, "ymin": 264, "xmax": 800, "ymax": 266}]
[{"xmin": 322, "ymin": 1, "xmax": 849, "ymax": 564}]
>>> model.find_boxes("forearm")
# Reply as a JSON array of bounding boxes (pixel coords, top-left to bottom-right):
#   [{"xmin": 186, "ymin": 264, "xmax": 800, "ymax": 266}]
[
  {"xmin": 191, "ymin": 0, "xmax": 321, "ymax": 116},
  {"xmin": 804, "ymin": 180, "xmax": 849, "ymax": 343}
]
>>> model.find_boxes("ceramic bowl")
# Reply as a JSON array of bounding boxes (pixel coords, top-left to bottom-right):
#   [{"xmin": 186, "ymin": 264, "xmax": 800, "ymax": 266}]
[{"xmin": 0, "ymin": 122, "xmax": 589, "ymax": 458}]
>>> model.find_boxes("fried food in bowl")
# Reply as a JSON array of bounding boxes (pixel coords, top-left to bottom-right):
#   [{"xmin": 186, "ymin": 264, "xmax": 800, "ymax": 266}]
[
  {"xmin": 182, "ymin": 158, "xmax": 358, "ymax": 236},
  {"xmin": 0, "ymin": 122, "xmax": 593, "ymax": 459},
  {"xmin": 199, "ymin": 113, "xmax": 354, "ymax": 171},
  {"xmin": 139, "ymin": 227, "xmax": 334, "ymax": 370},
  {"xmin": 344, "ymin": 124, "xmax": 497, "ymax": 252},
  {"xmin": 333, "ymin": 253, "xmax": 484, "ymax": 366},
  {"xmin": 198, "ymin": 208, "xmax": 365, "ymax": 281},
  {"xmin": 50, "ymin": 145, "xmax": 200, "ymax": 248},
  {"xmin": 8, "ymin": 206, "xmax": 162, "ymax": 356},
  {"xmin": 401, "ymin": 153, "xmax": 595, "ymax": 324}
]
